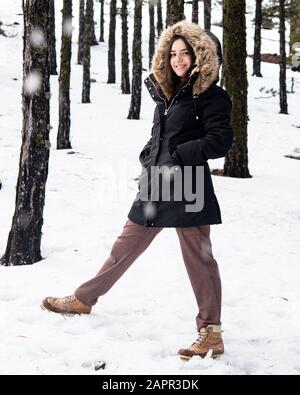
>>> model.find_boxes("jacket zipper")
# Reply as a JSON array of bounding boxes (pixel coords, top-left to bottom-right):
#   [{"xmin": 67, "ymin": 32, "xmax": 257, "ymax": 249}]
[{"xmin": 148, "ymin": 75, "xmax": 192, "ymax": 116}]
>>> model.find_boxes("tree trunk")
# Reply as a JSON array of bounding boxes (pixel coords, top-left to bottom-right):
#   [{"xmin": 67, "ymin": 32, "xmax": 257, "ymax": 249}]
[
  {"xmin": 149, "ymin": 1, "xmax": 155, "ymax": 70},
  {"xmin": 99, "ymin": 0, "xmax": 105, "ymax": 42},
  {"xmin": 127, "ymin": 0, "xmax": 142, "ymax": 120},
  {"xmin": 77, "ymin": 0, "xmax": 84, "ymax": 64},
  {"xmin": 1, "ymin": 0, "xmax": 51, "ymax": 266},
  {"xmin": 157, "ymin": 0, "xmax": 163, "ymax": 38},
  {"xmin": 192, "ymin": 0, "xmax": 198, "ymax": 24},
  {"xmin": 57, "ymin": 0, "xmax": 72, "ymax": 149},
  {"xmin": 82, "ymin": 0, "xmax": 93, "ymax": 103},
  {"xmin": 289, "ymin": 0, "xmax": 300, "ymax": 54},
  {"xmin": 279, "ymin": 0, "xmax": 288, "ymax": 114},
  {"xmin": 49, "ymin": 0, "xmax": 57, "ymax": 75},
  {"xmin": 166, "ymin": 0, "xmax": 185, "ymax": 27},
  {"xmin": 107, "ymin": 0, "xmax": 117, "ymax": 83},
  {"xmin": 253, "ymin": 0, "xmax": 263, "ymax": 77},
  {"xmin": 223, "ymin": 0, "xmax": 251, "ymax": 178},
  {"xmin": 203, "ymin": 0, "xmax": 211, "ymax": 31},
  {"xmin": 90, "ymin": 0, "xmax": 98, "ymax": 45},
  {"xmin": 121, "ymin": 0, "xmax": 130, "ymax": 94}
]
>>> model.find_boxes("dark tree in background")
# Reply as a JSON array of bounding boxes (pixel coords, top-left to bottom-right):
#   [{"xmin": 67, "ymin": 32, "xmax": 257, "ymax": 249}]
[
  {"xmin": 121, "ymin": 0, "xmax": 130, "ymax": 94},
  {"xmin": 57, "ymin": 0, "xmax": 72, "ymax": 149},
  {"xmin": 90, "ymin": 0, "xmax": 99, "ymax": 45},
  {"xmin": 253, "ymin": 0, "xmax": 263, "ymax": 77},
  {"xmin": 279, "ymin": 0, "xmax": 288, "ymax": 114},
  {"xmin": 82, "ymin": 0, "xmax": 93, "ymax": 103},
  {"xmin": 289, "ymin": 0, "xmax": 300, "ymax": 54},
  {"xmin": 192, "ymin": 0, "xmax": 199, "ymax": 24},
  {"xmin": 157, "ymin": 0, "xmax": 163, "ymax": 38},
  {"xmin": 149, "ymin": 0, "xmax": 155, "ymax": 69},
  {"xmin": 223, "ymin": 0, "xmax": 251, "ymax": 178},
  {"xmin": 49, "ymin": 0, "xmax": 57, "ymax": 75},
  {"xmin": 128, "ymin": 0, "xmax": 142, "ymax": 120},
  {"xmin": 107, "ymin": 0, "xmax": 117, "ymax": 83},
  {"xmin": 166, "ymin": 0, "xmax": 185, "ymax": 27},
  {"xmin": 77, "ymin": 0, "xmax": 84, "ymax": 64},
  {"xmin": 204, "ymin": 0, "xmax": 211, "ymax": 31},
  {"xmin": 1, "ymin": 0, "xmax": 51, "ymax": 266},
  {"xmin": 99, "ymin": 0, "xmax": 105, "ymax": 42}
]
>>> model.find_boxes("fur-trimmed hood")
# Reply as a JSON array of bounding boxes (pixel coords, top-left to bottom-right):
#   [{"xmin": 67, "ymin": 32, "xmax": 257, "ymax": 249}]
[{"xmin": 151, "ymin": 20, "xmax": 220, "ymax": 100}]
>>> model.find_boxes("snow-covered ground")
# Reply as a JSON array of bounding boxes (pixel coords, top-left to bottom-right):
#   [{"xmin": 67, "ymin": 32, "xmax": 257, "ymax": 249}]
[{"xmin": 0, "ymin": 1, "xmax": 299, "ymax": 375}]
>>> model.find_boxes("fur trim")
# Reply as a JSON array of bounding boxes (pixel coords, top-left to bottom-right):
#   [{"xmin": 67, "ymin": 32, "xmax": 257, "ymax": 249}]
[{"xmin": 151, "ymin": 20, "xmax": 219, "ymax": 100}]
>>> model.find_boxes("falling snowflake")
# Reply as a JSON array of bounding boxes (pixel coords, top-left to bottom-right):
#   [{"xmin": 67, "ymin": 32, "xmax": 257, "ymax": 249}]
[
  {"xmin": 24, "ymin": 71, "xmax": 42, "ymax": 95},
  {"xmin": 30, "ymin": 28, "xmax": 45, "ymax": 48},
  {"xmin": 63, "ymin": 17, "xmax": 73, "ymax": 38},
  {"xmin": 143, "ymin": 202, "xmax": 156, "ymax": 219}
]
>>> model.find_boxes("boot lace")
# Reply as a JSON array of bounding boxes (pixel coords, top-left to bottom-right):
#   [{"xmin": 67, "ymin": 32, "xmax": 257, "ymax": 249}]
[
  {"xmin": 63, "ymin": 295, "xmax": 76, "ymax": 304},
  {"xmin": 191, "ymin": 328, "xmax": 208, "ymax": 349}
]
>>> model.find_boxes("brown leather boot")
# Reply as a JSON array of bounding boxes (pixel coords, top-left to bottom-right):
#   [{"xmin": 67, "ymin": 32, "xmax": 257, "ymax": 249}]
[
  {"xmin": 178, "ymin": 325, "xmax": 224, "ymax": 360},
  {"xmin": 41, "ymin": 295, "xmax": 92, "ymax": 315}
]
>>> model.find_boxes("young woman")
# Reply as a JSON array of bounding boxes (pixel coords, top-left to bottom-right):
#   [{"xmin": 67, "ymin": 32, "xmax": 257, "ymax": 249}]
[{"xmin": 42, "ymin": 21, "xmax": 233, "ymax": 361}]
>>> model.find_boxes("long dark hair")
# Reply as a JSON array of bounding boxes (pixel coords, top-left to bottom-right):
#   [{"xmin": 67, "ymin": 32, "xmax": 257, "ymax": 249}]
[{"xmin": 157, "ymin": 35, "xmax": 196, "ymax": 100}]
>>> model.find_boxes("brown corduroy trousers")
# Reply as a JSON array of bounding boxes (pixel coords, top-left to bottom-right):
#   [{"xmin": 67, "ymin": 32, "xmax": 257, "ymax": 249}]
[{"xmin": 75, "ymin": 219, "xmax": 221, "ymax": 330}]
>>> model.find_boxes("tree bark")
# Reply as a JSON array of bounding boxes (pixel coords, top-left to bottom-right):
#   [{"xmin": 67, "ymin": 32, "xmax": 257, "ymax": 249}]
[
  {"xmin": 121, "ymin": 0, "xmax": 130, "ymax": 94},
  {"xmin": 107, "ymin": 0, "xmax": 117, "ymax": 83},
  {"xmin": 128, "ymin": 0, "xmax": 142, "ymax": 120},
  {"xmin": 49, "ymin": 0, "xmax": 57, "ymax": 75},
  {"xmin": 99, "ymin": 0, "xmax": 105, "ymax": 42},
  {"xmin": 192, "ymin": 0, "xmax": 198, "ymax": 24},
  {"xmin": 57, "ymin": 0, "xmax": 72, "ymax": 149},
  {"xmin": 77, "ymin": 0, "xmax": 84, "ymax": 64},
  {"xmin": 90, "ymin": 0, "xmax": 98, "ymax": 45},
  {"xmin": 289, "ymin": 0, "xmax": 300, "ymax": 54},
  {"xmin": 166, "ymin": 0, "xmax": 185, "ymax": 27},
  {"xmin": 279, "ymin": 0, "xmax": 288, "ymax": 114},
  {"xmin": 253, "ymin": 0, "xmax": 263, "ymax": 77},
  {"xmin": 82, "ymin": 0, "xmax": 93, "ymax": 103},
  {"xmin": 1, "ymin": 0, "xmax": 51, "ymax": 266},
  {"xmin": 149, "ymin": 1, "xmax": 155, "ymax": 70},
  {"xmin": 203, "ymin": 0, "xmax": 211, "ymax": 31},
  {"xmin": 223, "ymin": 0, "xmax": 251, "ymax": 178},
  {"xmin": 156, "ymin": 0, "xmax": 163, "ymax": 38}
]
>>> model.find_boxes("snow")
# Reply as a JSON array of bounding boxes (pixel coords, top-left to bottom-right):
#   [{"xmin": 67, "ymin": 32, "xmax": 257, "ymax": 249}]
[{"xmin": 0, "ymin": 0, "xmax": 300, "ymax": 375}]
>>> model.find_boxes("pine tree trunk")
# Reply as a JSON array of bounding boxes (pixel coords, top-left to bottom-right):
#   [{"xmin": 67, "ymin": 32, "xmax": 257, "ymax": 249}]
[
  {"xmin": 82, "ymin": 0, "xmax": 93, "ymax": 103},
  {"xmin": 99, "ymin": 0, "xmax": 105, "ymax": 42},
  {"xmin": 1, "ymin": 0, "xmax": 51, "ymax": 266},
  {"xmin": 49, "ymin": 0, "xmax": 57, "ymax": 75},
  {"xmin": 90, "ymin": 0, "xmax": 98, "ymax": 45},
  {"xmin": 77, "ymin": 0, "xmax": 84, "ymax": 64},
  {"xmin": 253, "ymin": 0, "xmax": 262, "ymax": 77},
  {"xmin": 289, "ymin": 0, "xmax": 300, "ymax": 54},
  {"xmin": 166, "ymin": 0, "xmax": 185, "ymax": 27},
  {"xmin": 279, "ymin": 0, "xmax": 288, "ymax": 114},
  {"xmin": 107, "ymin": 0, "xmax": 117, "ymax": 83},
  {"xmin": 149, "ymin": 1, "xmax": 155, "ymax": 70},
  {"xmin": 121, "ymin": 0, "xmax": 130, "ymax": 94},
  {"xmin": 57, "ymin": 0, "xmax": 72, "ymax": 149},
  {"xmin": 192, "ymin": 0, "xmax": 199, "ymax": 24},
  {"xmin": 127, "ymin": 0, "xmax": 142, "ymax": 120},
  {"xmin": 220, "ymin": 0, "xmax": 226, "ymax": 87},
  {"xmin": 204, "ymin": 0, "xmax": 211, "ymax": 31},
  {"xmin": 157, "ymin": 0, "xmax": 163, "ymax": 38},
  {"xmin": 223, "ymin": 0, "xmax": 251, "ymax": 178}
]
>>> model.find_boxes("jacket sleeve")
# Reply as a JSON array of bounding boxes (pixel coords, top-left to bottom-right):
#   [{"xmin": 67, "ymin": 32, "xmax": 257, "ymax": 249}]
[
  {"xmin": 139, "ymin": 137, "xmax": 153, "ymax": 165},
  {"xmin": 173, "ymin": 88, "xmax": 233, "ymax": 166}
]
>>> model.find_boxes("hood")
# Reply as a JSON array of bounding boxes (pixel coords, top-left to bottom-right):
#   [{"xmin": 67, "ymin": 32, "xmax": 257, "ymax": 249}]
[{"xmin": 151, "ymin": 20, "xmax": 221, "ymax": 100}]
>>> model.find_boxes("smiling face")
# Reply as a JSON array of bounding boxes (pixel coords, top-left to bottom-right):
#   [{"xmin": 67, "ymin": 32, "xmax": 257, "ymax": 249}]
[{"xmin": 170, "ymin": 38, "xmax": 193, "ymax": 78}]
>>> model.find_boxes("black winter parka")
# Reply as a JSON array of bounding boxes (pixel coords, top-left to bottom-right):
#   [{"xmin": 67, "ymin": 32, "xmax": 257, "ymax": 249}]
[{"xmin": 128, "ymin": 72, "xmax": 233, "ymax": 228}]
